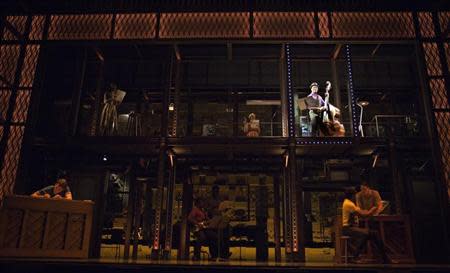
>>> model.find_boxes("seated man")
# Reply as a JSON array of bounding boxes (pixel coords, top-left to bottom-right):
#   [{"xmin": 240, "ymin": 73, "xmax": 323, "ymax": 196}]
[
  {"xmin": 356, "ymin": 181, "xmax": 383, "ymax": 216},
  {"xmin": 188, "ymin": 198, "xmax": 218, "ymax": 260},
  {"xmin": 341, "ymin": 188, "xmax": 388, "ymax": 263},
  {"xmin": 31, "ymin": 175, "xmax": 72, "ymax": 200}
]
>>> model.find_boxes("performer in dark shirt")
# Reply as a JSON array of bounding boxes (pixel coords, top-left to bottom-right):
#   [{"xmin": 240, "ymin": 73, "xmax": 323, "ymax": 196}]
[
  {"xmin": 305, "ymin": 82, "xmax": 326, "ymax": 136},
  {"xmin": 32, "ymin": 177, "xmax": 72, "ymax": 200}
]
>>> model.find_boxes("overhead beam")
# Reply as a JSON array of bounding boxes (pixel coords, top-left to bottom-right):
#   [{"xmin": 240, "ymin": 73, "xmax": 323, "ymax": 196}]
[{"xmin": 331, "ymin": 44, "xmax": 342, "ymax": 60}]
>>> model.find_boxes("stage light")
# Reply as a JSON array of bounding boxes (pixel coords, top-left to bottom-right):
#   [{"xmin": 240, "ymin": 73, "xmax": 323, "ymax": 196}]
[{"xmin": 102, "ymin": 155, "xmax": 108, "ymax": 161}]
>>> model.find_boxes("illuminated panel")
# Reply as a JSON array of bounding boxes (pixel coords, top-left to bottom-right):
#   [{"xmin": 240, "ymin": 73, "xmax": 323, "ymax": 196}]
[
  {"xmin": 0, "ymin": 45, "xmax": 21, "ymax": 88},
  {"xmin": 159, "ymin": 12, "xmax": 249, "ymax": 38},
  {"xmin": 332, "ymin": 12, "xmax": 415, "ymax": 38},
  {"xmin": 114, "ymin": 13, "xmax": 157, "ymax": 39},
  {"xmin": 418, "ymin": 12, "xmax": 435, "ymax": 38},
  {"xmin": 0, "ymin": 90, "xmax": 11, "ymax": 121},
  {"xmin": 12, "ymin": 90, "xmax": 31, "ymax": 123},
  {"xmin": 439, "ymin": 12, "xmax": 450, "ymax": 38},
  {"xmin": 48, "ymin": 14, "xmax": 113, "ymax": 40},
  {"xmin": 422, "ymin": 43, "xmax": 443, "ymax": 77},
  {"xmin": 318, "ymin": 12, "xmax": 330, "ymax": 38},
  {"xmin": 253, "ymin": 12, "xmax": 315, "ymax": 38},
  {"xmin": 434, "ymin": 112, "xmax": 450, "ymax": 198},
  {"xmin": 20, "ymin": 45, "xmax": 40, "ymax": 88},
  {"xmin": 0, "ymin": 126, "xmax": 25, "ymax": 199},
  {"xmin": 29, "ymin": 16, "xmax": 46, "ymax": 41},
  {"xmin": 429, "ymin": 79, "xmax": 449, "ymax": 109},
  {"xmin": 2, "ymin": 16, "xmax": 27, "ymax": 41}
]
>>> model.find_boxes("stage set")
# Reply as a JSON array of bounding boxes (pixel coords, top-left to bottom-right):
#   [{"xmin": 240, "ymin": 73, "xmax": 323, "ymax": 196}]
[{"xmin": 0, "ymin": 1, "xmax": 449, "ymax": 272}]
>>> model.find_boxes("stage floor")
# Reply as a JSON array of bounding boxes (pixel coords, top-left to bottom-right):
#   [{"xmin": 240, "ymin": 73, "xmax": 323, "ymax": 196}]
[{"xmin": 1, "ymin": 257, "xmax": 450, "ymax": 273}]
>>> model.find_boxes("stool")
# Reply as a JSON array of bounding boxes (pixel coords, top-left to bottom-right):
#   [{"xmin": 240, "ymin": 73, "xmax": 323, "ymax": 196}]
[{"xmin": 340, "ymin": 236, "xmax": 352, "ymax": 264}]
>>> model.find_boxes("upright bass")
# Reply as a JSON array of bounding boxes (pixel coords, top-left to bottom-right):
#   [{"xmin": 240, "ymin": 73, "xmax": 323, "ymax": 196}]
[{"xmin": 320, "ymin": 81, "xmax": 346, "ymax": 137}]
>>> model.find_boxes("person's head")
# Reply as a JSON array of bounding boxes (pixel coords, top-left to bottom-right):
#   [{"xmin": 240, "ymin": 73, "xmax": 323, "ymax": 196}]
[
  {"xmin": 310, "ymin": 82, "xmax": 319, "ymax": 93},
  {"xmin": 344, "ymin": 187, "xmax": 356, "ymax": 200},
  {"xmin": 54, "ymin": 178, "xmax": 68, "ymax": 194},
  {"xmin": 360, "ymin": 181, "xmax": 371, "ymax": 194},
  {"xmin": 248, "ymin": 113, "xmax": 256, "ymax": 121}
]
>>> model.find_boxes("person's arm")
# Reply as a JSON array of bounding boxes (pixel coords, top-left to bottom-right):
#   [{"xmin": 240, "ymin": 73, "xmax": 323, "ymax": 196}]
[
  {"xmin": 354, "ymin": 206, "xmax": 377, "ymax": 217},
  {"xmin": 355, "ymin": 193, "xmax": 362, "ymax": 208},
  {"xmin": 31, "ymin": 187, "xmax": 51, "ymax": 198},
  {"xmin": 65, "ymin": 191, "xmax": 73, "ymax": 200}
]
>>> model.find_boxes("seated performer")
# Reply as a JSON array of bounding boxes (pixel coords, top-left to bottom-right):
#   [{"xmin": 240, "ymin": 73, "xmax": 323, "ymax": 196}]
[
  {"xmin": 243, "ymin": 113, "xmax": 260, "ymax": 137},
  {"xmin": 341, "ymin": 188, "xmax": 388, "ymax": 263},
  {"xmin": 356, "ymin": 181, "xmax": 384, "ymax": 216},
  {"xmin": 188, "ymin": 198, "xmax": 218, "ymax": 260},
  {"xmin": 304, "ymin": 81, "xmax": 345, "ymax": 137},
  {"xmin": 31, "ymin": 173, "xmax": 72, "ymax": 200}
]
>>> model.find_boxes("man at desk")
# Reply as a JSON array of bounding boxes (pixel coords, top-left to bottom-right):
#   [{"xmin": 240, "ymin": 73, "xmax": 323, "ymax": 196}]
[
  {"xmin": 31, "ymin": 175, "xmax": 72, "ymax": 200},
  {"xmin": 356, "ymin": 181, "xmax": 383, "ymax": 215},
  {"xmin": 342, "ymin": 188, "xmax": 388, "ymax": 263}
]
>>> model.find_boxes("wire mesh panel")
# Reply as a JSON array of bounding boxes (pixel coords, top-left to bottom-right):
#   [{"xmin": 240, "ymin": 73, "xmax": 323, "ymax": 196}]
[
  {"xmin": 418, "ymin": 12, "xmax": 436, "ymax": 38},
  {"xmin": 29, "ymin": 16, "xmax": 45, "ymax": 41},
  {"xmin": 2, "ymin": 16, "xmax": 27, "ymax": 41},
  {"xmin": 445, "ymin": 43, "xmax": 450, "ymax": 74},
  {"xmin": 429, "ymin": 79, "xmax": 449, "ymax": 110},
  {"xmin": 48, "ymin": 14, "xmax": 113, "ymax": 40},
  {"xmin": 0, "ymin": 90, "xmax": 11, "ymax": 122},
  {"xmin": 0, "ymin": 45, "xmax": 21, "ymax": 88},
  {"xmin": 318, "ymin": 12, "xmax": 330, "ymax": 38},
  {"xmin": 253, "ymin": 12, "xmax": 315, "ymax": 38},
  {"xmin": 114, "ymin": 13, "xmax": 157, "ymax": 39},
  {"xmin": 0, "ymin": 126, "xmax": 25, "ymax": 199},
  {"xmin": 422, "ymin": 43, "xmax": 443, "ymax": 77},
  {"xmin": 332, "ymin": 12, "xmax": 415, "ymax": 39},
  {"xmin": 20, "ymin": 45, "xmax": 40, "ymax": 88},
  {"xmin": 434, "ymin": 112, "xmax": 450, "ymax": 196},
  {"xmin": 159, "ymin": 12, "xmax": 249, "ymax": 38},
  {"xmin": 439, "ymin": 12, "xmax": 450, "ymax": 38},
  {"xmin": 12, "ymin": 90, "xmax": 31, "ymax": 123}
]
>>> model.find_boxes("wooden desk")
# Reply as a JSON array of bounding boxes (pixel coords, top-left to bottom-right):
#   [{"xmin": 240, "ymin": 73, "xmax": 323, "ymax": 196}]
[
  {"xmin": 0, "ymin": 195, "xmax": 94, "ymax": 258},
  {"xmin": 334, "ymin": 215, "xmax": 415, "ymax": 263}
]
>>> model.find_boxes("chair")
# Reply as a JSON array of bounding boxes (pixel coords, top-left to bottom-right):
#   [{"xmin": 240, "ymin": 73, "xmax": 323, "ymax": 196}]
[{"xmin": 340, "ymin": 236, "xmax": 352, "ymax": 264}]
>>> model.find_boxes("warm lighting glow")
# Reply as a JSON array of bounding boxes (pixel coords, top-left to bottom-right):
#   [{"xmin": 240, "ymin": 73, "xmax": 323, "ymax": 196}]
[
  {"xmin": 284, "ymin": 154, "xmax": 289, "ymax": 168},
  {"xmin": 372, "ymin": 154, "xmax": 379, "ymax": 168},
  {"xmin": 169, "ymin": 103, "xmax": 174, "ymax": 111},
  {"xmin": 357, "ymin": 100, "xmax": 369, "ymax": 107}
]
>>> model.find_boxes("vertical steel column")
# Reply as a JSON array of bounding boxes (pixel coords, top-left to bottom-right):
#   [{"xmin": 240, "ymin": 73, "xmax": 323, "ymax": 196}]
[
  {"xmin": 177, "ymin": 171, "xmax": 193, "ymax": 260},
  {"xmin": 282, "ymin": 163, "xmax": 292, "ymax": 259},
  {"xmin": 344, "ymin": 45, "xmax": 359, "ymax": 137},
  {"xmin": 273, "ymin": 173, "xmax": 281, "ymax": 262},
  {"xmin": 70, "ymin": 47, "xmax": 87, "ymax": 136},
  {"xmin": 172, "ymin": 59, "xmax": 181, "ymax": 137},
  {"xmin": 279, "ymin": 45, "xmax": 289, "ymax": 137},
  {"xmin": 163, "ymin": 155, "xmax": 176, "ymax": 259}
]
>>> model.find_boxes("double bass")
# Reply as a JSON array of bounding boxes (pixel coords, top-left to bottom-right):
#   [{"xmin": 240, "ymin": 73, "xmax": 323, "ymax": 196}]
[{"xmin": 320, "ymin": 81, "xmax": 345, "ymax": 137}]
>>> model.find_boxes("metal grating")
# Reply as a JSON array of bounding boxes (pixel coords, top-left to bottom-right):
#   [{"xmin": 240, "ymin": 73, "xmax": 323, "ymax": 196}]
[
  {"xmin": 418, "ymin": 12, "xmax": 435, "ymax": 38},
  {"xmin": 0, "ymin": 126, "xmax": 24, "ymax": 200},
  {"xmin": 3, "ymin": 209, "xmax": 23, "ymax": 248},
  {"xmin": 439, "ymin": 12, "xmax": 450, "ymax": 38},
  {"xmin": 48, "ymin": 14, "xmax": 113, "ymax": 40},
  {"xmin": 429, "ymin": 79, "xmax": 449, "ymax": 109},
  {"xmin": 0, "ymin": 90, "xmax": 11, "ymax": 122},
  {"xmin": 114, "ymin": 13, "xmax": 157, "ymax": 39},
  {"xmin": 422, "ymin": 43, "xmax": 443, "ymax": 77},
  {"xmin": 0, "ymin": 45, "xmax": 21, "ymax": 88},
  {"xmin": 434, "ymin": 112, "xmax": 450, "ymax": 197},
  {"xmin": 2, "ymin": 16, "xmax": 27, "ymax": 40},
  {"xmin": 22, "ymin": 210, "xmax": 46, "ymax": 248},
  {"xmin": 66, "ymin": 214, "xmax": 85, "ymax": 250},
  {"xmin": 29, "ymin": 16, "xmax": 46, "ymax": 41},
  {"xmin": 318, "ymin": 12, "xmax": 330, "ymax": 38},
  {"xmin": 46, "ymin": 212, "xmax": 68, "ymax": 250},
  {"xmin": 159, "ymin": 12, "xmax": 249, "ymax": 38},
  {"xmin": 12, "ymin": 90, "xmax": 31, "ymax": 123},
  {"xmin": 332, "ymin": 12, "xmax": 415, "ymax": 38},
  {"xmin": 253, "ymin": 12, "xmax": 315, "ymax": 38},
  {"xmin": 19, "ymin": 45, "xmax": 40, "ymax": 88}
]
